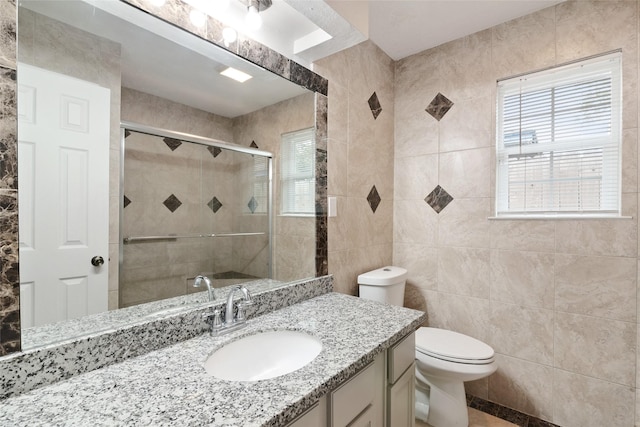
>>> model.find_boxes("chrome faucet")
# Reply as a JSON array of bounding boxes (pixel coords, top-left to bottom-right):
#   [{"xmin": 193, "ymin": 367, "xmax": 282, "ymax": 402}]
[
  {"xmin": 202, "ymin": 285, "xmax": 253, "ymax": 336},
  {"xmin": 225, "ymin": 285, "xmax": 253, "ymax": 324},
  {"xmin": 193, "ymin": 275, "xmax": 214, "ymax": 302}
]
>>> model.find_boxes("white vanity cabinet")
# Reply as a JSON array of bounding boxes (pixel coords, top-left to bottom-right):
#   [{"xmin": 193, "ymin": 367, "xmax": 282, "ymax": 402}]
[
  {"xmin": 286, "ymin": 331, "xmax": 416, "ymax": 427},
  {"xmin": 387, "ymin": 332, "xmax": 416, "ymax": 427}
]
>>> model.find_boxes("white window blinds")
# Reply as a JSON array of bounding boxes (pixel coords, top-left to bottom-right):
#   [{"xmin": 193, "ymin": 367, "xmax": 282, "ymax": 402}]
[
  {"xmin": 281, "ymin": 127, "xmax": 315, "ymax": 215},
  {"xmin": 496, "ymin": 52, "xmax": 622, "ymax": 217}
]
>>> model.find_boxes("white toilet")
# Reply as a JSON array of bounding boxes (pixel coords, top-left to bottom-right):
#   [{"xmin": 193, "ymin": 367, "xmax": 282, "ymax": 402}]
[{"xmin": 358, "ymin": 266, "xmax": 498, "ymax": 427}]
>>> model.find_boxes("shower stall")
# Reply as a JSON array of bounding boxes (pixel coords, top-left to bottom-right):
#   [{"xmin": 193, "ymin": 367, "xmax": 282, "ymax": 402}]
[{"xmin": 119, "ymin": 123, "xmax": 272, "ymax": 308}]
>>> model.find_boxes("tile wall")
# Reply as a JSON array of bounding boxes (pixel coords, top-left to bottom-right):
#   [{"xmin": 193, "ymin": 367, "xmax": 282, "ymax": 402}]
[
  {"xmin": 314, "ymin": 40, "xmax": 396, "ymax": 295},
  {"xmin": 316, "ymin": 1, "xmax": 640, "ymax": 425},
  {"xmin": 232, "ymin": 92, "xmax": 317, "ymax": 282}
]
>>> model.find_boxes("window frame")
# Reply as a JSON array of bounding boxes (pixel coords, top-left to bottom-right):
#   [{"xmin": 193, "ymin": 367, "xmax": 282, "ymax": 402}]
[
  {"xmin": 280, "ymin": 127, "xmax": 316, "ymax": 216},
  {"xmin": 494, "ymin": 51, "xmax": 623, "ymax": 219}
]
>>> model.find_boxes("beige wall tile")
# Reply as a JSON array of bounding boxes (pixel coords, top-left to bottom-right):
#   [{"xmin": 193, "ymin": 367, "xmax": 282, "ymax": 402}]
[
  {"xmin": 328, "ymin": 139, "xmax": 348, "ymax": 197},
  {"xmin": 439, "ymin": 30, "xmax": 494, "ymax": 102},
  {"xmin": 555, "ymin": 1, "xmax": 638, "ymax": 61},
  {"xmin": 438, "ymin": 96, "xmax": 493, "ymax": 153},
  {"xmin": 437, "ymin": 247, "xmax": 490, "ymax": 298},
  {"xmin": 490, "ymin": 303, "xmax": 554, "ymax": 365},
  {"xmin": 347, "ymin": 41, "xmax": 395, "ymax": 106},
  {"xmin": 555, "ymin": 254, "xmax": 636, "ymax": 322},
  {"xmin": 394, "ymin": 154, "xmax": 438, "ymax": 200},
  {"xmin": 327, "ymin": 81, "xmax": 348, "ymax": 144},
  {"xmin": 393, "ymin": 243, "xmax": 438, "ymax": 291},
  {"xmin": 328, "ymin": 196, "xmax": 349, "ymax": 253},
  {"xmin": 394, "ymin": 199, "xmax": 438, "ymax": 245},
  {"xmin": 488, "ymin": 354, "xmax": 554, "ymax": 420},
  {"xmin": 489, "ymin": 220, "xmax": 556, "ymax": 253},
  {"xmin": 437, "ymin": 197, "xmax": 491, "ymax": 248},
  {"xmin": 439, "ymin": 148, "xmax": 491, "ymax": 199},
  {"xmin": 553, "ymin": 369, "xmax": 635, "ymax": 427},
  {"xmin": 349, "ymin": 244, "xmax": 393, "ymax": 286},
  {"xmin": 328, "ymin": 250, "xmax": 355, "ymax": 296},
  {"xmin": 394, "ymin": 49, "xmax": 442, "ymax": 158},
  {"xmin": 346, "ymin": 197, "xmax": 393, "ymax": 247},
  {"xmin": 436, "ymin": 292, "xmax": 491, "ymax": 342},
  {"xmin": 490, "ymin": 249, "xmax": 554, "ymax": 309},
  {"xmin": 623, "ymin": 128, "xmax": 638, "ymax": 193},
  {"xmin": 492, "ymin": 6, "xmax": 556, "ymax": 79},
  {"xmin": 556, "ymin": 194, "xmax": 638, "ymax": 258},
  {"xmin": 554, "ymin": 312, "xmax": 636, "ymax": 386},
  {"xmin": 465, "ymin": 377, "xmax": 488, "ymax": 400}
]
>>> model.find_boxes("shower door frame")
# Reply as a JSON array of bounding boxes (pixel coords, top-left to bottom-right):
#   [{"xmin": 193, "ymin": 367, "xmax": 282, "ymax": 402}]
[{"xmin": 118, "ymin": 121, "xmax": 274, "ymax": 304}]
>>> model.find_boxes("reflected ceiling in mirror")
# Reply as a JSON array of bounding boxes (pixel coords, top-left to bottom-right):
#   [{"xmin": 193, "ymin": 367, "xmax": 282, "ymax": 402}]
[{"xmin": 15, "ymin": 0, "xmax": 327, "ymax": 351}]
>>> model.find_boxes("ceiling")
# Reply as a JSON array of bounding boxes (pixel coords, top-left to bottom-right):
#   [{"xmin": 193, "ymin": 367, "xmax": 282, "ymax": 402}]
[
  {"xmin": 18, "ymin": 0, "xmax": 567, "ymax": 118},
  {"xmin": 366, "ymin": 1, "xmax": 566, "ymax": 61}
]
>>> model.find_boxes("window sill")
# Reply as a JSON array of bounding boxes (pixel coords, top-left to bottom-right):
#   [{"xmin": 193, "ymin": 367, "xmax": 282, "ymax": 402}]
[{"xmin": 489, "ymin": 214, "xmax": 633, "ymax": 220}]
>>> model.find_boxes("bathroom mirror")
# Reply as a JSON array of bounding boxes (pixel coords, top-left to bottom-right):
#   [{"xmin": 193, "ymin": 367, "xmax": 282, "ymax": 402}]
[{"xmin": 16, "ymin": 0, "xmax": 326, "ymax": 349}]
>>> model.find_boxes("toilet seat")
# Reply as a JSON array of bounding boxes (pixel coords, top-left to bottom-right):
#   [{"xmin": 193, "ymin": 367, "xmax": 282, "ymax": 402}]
[{"xmin": 415, "ymin": 327, "xmax": 495, "ymax": 365}]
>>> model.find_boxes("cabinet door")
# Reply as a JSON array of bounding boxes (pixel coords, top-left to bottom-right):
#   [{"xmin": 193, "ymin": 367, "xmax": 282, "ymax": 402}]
[
  {"xmin": 348, "ymin": 404, "xmax": 374, "ymax": 427},
  {"xmin": 387, "ymin": 362, "xmax": 415, "ymax": 427},
  {"xmin": 287, "ymin": 396, "xmax": 327, "ymax": 427}
]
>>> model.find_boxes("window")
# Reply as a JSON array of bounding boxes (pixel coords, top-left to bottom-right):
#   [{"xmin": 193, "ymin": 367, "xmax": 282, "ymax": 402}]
[
  {"xmin": 495, "ymin": 52, "xmax": 622, "ymax": 217},
  {"xmin": 280, "ymin": 127, "xmax": 315, "ymax": 215}
]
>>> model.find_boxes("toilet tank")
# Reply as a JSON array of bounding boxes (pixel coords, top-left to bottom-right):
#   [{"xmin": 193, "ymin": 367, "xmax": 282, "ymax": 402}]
[{"xmin": 357, "ymin": 266, "xmax": 407, "ymax": 307}]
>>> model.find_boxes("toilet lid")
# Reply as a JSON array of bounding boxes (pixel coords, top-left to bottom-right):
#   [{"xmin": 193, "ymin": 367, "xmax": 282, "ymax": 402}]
[{"xmin": 415, "ymin": 327, "xmax": 495, "ymax": 364}]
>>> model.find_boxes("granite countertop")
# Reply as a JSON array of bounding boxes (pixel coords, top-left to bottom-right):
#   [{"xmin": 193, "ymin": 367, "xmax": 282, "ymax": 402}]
[{"xmin": 0, "ymin": 292, "xmax": 426, "ymax": 427}]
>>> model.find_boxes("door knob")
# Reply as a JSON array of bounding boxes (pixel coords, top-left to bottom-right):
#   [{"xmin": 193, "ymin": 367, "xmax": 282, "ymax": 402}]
[{"xmin": 91, "ymin": 256, "xmax": 104, "ymax": 267}]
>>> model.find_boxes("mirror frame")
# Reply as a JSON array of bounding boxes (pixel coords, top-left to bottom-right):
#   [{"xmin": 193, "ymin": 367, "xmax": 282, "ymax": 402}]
[{"xmin": 0, "ymin": 0, "xmax": 328, "ymax": 356}]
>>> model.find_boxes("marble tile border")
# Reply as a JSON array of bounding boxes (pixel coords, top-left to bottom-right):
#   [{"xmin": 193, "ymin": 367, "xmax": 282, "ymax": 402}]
[
  {"xmin": 122, "ymin": 0, "xmax": 328, "ymax": 97},
  {"xmin": 0, "ymin": 63, "xmax": 18, "ymax": 356},
  {"xmin": 467, "ymin": 395, "xmax": 561, "ymax": 427},
  {"xmin": 0, "ymin": 275, "xmax": 333, "ymax": 399}
]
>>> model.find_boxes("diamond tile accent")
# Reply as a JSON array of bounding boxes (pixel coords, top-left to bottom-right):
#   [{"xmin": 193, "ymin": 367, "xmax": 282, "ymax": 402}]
[
  {"xmin": 163, "ymin": 137, "xmax": 182, "ymax": 151},
  {"xmin": 124, "ymin": 129, "xmax": 131, "ymax": 138},
  {"xmin": 207, "ymin": 196, "xmax": 222, "ymax": 213},
  {"xmin": 367, "ymin": 185, "xmax": 381, "ymax": 213},
  {"xmin": 247, "ymin": 196, "xmax": 258, "ymax": 213},
  {"xmin": 163, "ymin": 194, "xmax": 182, "ymax": 212},
  {"xmin": 123, "ymin": 195, "xmax": 131, "ymax": 209},
  {"xmin": 425, "ymin": 93, "xmax": 454, "ymax": 121},
  {"xmin": 425, "ymin": 185, "xmax": 453, "ymax": 213},
  {"xmin": 207, "ymin": 146, "xmax": 222, "ymax": 158},
  {"xmin": 368, "ymin": 92, "xmax": 382, "ymax": 120},
  {"xmin": 250, "ymin": 141, "xmax": 259, "ymax": 148}
]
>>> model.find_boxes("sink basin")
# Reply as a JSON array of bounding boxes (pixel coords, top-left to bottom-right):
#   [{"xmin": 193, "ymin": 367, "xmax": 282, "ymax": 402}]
[{"xmin": 204, "ymin": 330, "xmax": 322, "ymax": 381}]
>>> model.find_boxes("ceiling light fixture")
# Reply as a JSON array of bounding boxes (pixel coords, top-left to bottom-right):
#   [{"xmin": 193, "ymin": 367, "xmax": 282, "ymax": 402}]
[
  {"xmin": 220, "ymin": 67, "xmax": 253, "ymax": 83},
  {"xmin": 222, "ymin": 27, "xmax": 238, "ymax": 47},
  {"xmin": 244, "ymin": 0, "xmax": 271, "ymax": 32},
  {"xmin": 189, "ymin": 8, "xmax": 207, "ymax": 27}
]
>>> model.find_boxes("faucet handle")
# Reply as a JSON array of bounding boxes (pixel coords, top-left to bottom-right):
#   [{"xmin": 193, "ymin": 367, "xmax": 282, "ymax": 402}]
[
  {"xmin": 211, "ymin": 309, "xmax": 222, "ymax": 329},
  {"xmin": 236, "ymin": 302, "xmax": 249, "ymax": 322}
]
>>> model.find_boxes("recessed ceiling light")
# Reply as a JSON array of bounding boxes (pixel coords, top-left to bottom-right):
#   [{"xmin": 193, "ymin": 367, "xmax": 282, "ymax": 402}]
[{"xmin": 220, "ymin": 67, "xmax": 253, "ymax": 83}]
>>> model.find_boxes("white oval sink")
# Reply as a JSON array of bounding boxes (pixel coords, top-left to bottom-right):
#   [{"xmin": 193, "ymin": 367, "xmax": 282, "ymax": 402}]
[{"xmin": 204, "ymin": 330, "xmax": 322, "ymax": 381}]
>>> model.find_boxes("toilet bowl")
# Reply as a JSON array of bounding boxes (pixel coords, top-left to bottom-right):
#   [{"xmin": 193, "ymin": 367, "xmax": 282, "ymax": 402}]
[
  {"xmin": 415, "ymin": 327, "xmax": 497, "ymax": 427},
  {"xmin": 358, "ymin": 266, "xmax": 498, "ymax": 427}
]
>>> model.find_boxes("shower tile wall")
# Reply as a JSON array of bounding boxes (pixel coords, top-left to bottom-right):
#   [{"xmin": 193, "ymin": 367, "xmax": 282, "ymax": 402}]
[
  {"xmin": 121, "ymin": 90, "xmax": 266, "ymax": 307},
  {"xmin": 231, "ymin": 92, "xmax": 316, "ymax": 282},
  {"xmin": 314, "ymin": 40, "xmax": 396, "ymax": 295},
  {"xmin": 17, "ymin": 9, "xmax": 123, "ymax": 311},
  {"xmin": 391, "ymin": 2, "xmax": 639, "ymax": 426}
]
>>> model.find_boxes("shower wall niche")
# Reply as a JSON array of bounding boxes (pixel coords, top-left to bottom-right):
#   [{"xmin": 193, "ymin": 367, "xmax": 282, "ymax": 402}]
[{"xmin": 120, "ymin": 129, "xmax": 271, "ymax": 308}]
